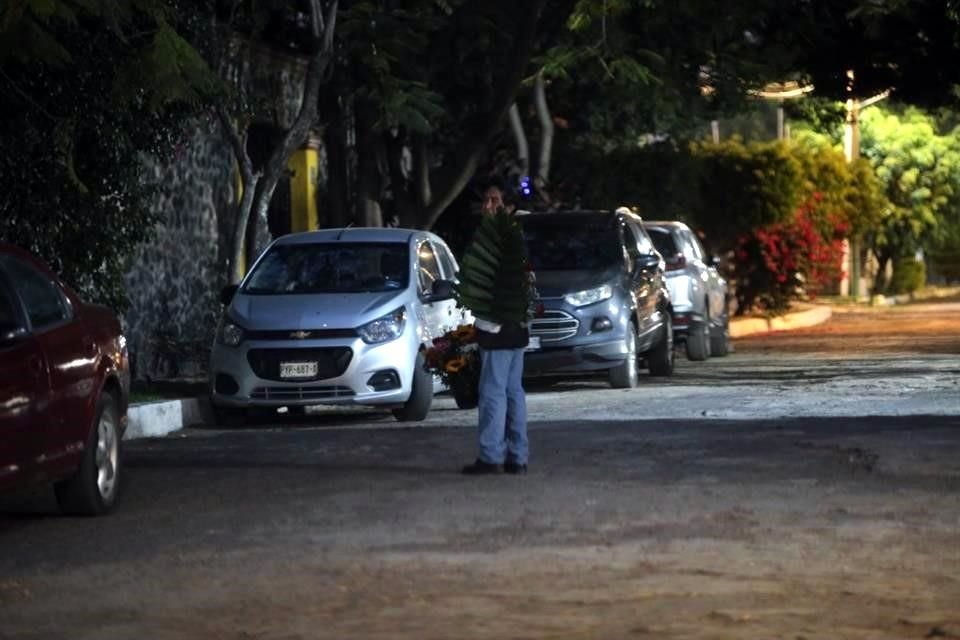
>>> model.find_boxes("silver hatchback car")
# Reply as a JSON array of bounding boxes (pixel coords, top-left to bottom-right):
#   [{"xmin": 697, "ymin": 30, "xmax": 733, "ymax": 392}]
[{"xmin": 209, "ymin": 228, "xmax": 467, "ymax": 423}]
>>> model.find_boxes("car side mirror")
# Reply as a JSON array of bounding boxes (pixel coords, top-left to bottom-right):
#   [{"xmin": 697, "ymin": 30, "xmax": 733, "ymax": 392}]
[
  {"xmin": 0, "ymin": 322, "xmax": 27, "ymax": 348},
  {"xmin": 220, "ymin": 284, "xmax": 239, "ymax": 306},
  {"xmin": 709, "ymin": 255, "xmax": 722, "ymax": 269},
  {"xmin": 426, "ymin": 279, "xmax": 455, "ymax": 302}
]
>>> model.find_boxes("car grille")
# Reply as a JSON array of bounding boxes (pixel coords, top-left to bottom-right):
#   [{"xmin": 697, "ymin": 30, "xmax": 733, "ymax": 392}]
[
  {"xmin": 246, "ymin": 347, "xmax": 352, "ymax": 382},
  {"xmin": 244, "ymin": 328, "xmax": 358, "ymax": 340},
  {"xmin": 250, "ymin": 385, "xmax": 356, "ymax": 401},
  {"xmin": 530, "ymin": 310, "xmax": 580, "ymax": 342}
]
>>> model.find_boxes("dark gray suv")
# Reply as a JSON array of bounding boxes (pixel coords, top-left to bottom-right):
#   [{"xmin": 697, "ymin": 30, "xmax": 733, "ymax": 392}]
[{"xmin": 518, "ymin": 210, "xmax": 674, "ymax": 387}]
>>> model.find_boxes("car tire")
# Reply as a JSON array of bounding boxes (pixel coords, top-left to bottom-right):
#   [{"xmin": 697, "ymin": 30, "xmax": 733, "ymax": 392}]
[
  {"xmin": 685, "ymin": 320, "xmax": 711, "ymax": 361},
  {"xmin": 450, "ymin": 374, "xmax": 479, "ymax": 409},
  {"xmin": 647, "ymin": 314, "xmax": 675, "ymax": 377},
  {"xmin": 55, "ymin": 393, "xmax": 122, "ymax": 516},
  {"xmin": 709, "ymin": 321, "xmax": 730, "ymax": 357},
  {"xmin": 609, "ymin": 323, "xmax": 639, "ymax": 389},
  {"xmin": 392, "ymin": 352, "xmax": 433, "ymax": 422}
]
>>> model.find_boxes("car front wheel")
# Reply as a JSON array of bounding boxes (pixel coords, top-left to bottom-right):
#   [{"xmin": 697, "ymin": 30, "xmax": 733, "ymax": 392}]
[
  {"xmin": 709, "ymin": 320, "xmax": 730, "ymax": 357},
  {"xmin": 609, "ymin": 323, "xmax": 639, "ymax": 388},
  {"xmin": 55, "ymin": 393, "xmax": 122, "ymax": 515},
  {"xmin": 392, "ymin": 352, "xmax": 433, "ymax": 421},
  {"xmin": 647, "ymin": 314, "xmax": 675, "ymax": 377}
]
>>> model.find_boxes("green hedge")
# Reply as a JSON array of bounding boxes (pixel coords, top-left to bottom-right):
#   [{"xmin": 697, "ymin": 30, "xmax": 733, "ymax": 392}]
[{"xmin": 888, "ymin": 259, "xmax": 927, "ymax": 294}]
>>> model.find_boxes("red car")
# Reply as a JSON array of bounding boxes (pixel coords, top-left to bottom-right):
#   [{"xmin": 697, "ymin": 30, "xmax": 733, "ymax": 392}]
[{"xmin": 0, "ymin": 243, "xmax": 130, "ymax": 515}]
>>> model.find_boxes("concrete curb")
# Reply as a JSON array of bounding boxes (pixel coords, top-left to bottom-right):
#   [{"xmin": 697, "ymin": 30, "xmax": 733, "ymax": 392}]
[
  {"xmin": 126, "ymin": 398, "xmax": 209, "ymax": 440},
  {"xmin": 728, "ymin": 305, "xmax": 832, "ymax": 338}
]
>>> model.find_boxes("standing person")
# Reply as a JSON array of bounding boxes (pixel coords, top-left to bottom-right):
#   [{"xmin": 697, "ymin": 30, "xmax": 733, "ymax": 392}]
[
  {"xmin": 458, "ymin": 180, "xmax": 534, "ymax": 475},
  {"xmin": 480, "ymin": 179, "xmax": 516, "ymax": 216}
]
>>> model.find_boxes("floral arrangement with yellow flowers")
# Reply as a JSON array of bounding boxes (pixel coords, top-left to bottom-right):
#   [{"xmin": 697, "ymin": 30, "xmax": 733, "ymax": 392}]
[{"xmin": 423, "ymin": 324, "xmax": 480, "ymax": 409}]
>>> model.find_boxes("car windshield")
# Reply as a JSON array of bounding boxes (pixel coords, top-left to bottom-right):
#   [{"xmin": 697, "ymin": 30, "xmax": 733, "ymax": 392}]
[
  {"xmin": 521, "ymin": 217, "xmax": 622, "ymax": 271},
  {"xmin": 646, "ymin": 227, "xmax": 679, "ymax": 257},
  {"xmin": 242, "ymin": 242, "xmax": 409, "ymax": 294}
]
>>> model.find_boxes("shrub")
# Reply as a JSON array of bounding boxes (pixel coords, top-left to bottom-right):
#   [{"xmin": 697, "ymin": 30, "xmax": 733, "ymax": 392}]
[
  {"xmin": 734, "ymin": 195, "xmax": 849, "ymax": 315},
  {"xmin": 888, "ymin": 258, "xmax": 926, "ymax": 294}
]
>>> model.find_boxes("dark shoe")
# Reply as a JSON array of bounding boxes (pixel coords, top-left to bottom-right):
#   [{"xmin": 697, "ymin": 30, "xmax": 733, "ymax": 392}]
[
  {"xmin": 461, "ymin": 459, "xmax": 503, "ymax": 475},
  {"xmin": 504, "ymin": 460, "xmax": 528, "ymax": 475}
]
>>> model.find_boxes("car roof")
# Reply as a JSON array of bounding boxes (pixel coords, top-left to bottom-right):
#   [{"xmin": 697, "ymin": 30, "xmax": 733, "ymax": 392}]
[
  {"xmin": 0, "ymin": 242, "xmax": 57, "ymax": 276},
  {"xmin": 642, "ymin": 220, "xmax": 692, "ymax": 232},
  {"xmin": 517, "ymin": 209, "xmax": 642, "ymax": 224},
  {"xmin": 271, "ymin": 227, "xmax": 424, "ymax": 245}
]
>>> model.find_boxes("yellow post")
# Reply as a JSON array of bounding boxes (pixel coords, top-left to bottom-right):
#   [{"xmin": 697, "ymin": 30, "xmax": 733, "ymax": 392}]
[
  {"xmin": 236, "ymin": 165, "xmax": 246, "ymax": 277},
  {"xmin": 288, "ymin": 135, "xmax": 321, "ymax": 232}
]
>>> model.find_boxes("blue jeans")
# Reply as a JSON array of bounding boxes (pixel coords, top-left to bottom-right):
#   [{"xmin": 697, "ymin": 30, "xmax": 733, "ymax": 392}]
[{"xmin": 477, "ymin": 347, "xmax": 528, "ymax": 465}]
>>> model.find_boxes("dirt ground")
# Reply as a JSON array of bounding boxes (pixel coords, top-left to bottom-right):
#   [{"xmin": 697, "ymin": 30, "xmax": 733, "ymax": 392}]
[
  {"xmin": 735, "ymin": 298, "xmax": 960, "ymax": 354},
  {"xmin": 2, "ymin": 299, "xmax": 959, "ymax": 640}
]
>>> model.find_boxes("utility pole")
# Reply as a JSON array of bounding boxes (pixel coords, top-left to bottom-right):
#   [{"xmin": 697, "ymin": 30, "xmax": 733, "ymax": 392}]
[{"xmin": 842, "ymin": 69, "xmax": 891, "ymax": 299}]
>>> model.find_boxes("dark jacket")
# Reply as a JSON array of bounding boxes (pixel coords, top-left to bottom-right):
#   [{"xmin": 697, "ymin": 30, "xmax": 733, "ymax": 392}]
[{"xmin": 476, "ymin": 321, "xmax": 530, "ymax": 350}]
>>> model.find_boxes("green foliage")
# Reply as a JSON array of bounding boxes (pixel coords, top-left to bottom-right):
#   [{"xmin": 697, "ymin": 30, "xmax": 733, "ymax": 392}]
[
  {"xmin": 0, "ymin": 0, "xmax": 211, "ymax": 311},
  {"xmin": 733, "ymin": 200, "xmax": 848, "ymax": 314},
  {"xmin": 689, "ymin": 139, "xmax": 804, "ymax": 250},
  {"xmin": 859, "ymin": 106, "xmax": 960, "ymax": 271},
  {"xmin": 755, "ymin": 1, "xmax": 960, "ymax": 108},
  {"xmin": 339, "ymin": 2, "xmax": 450, "ymax": 135},
  {"xmin": 784, "ymin": 97, "xmax": 846, "ymax": 140},
  {"xmin": 888, "ymin": 258, "xmax": 926, "ymax": 295},
  {"xmin": 114, "ymin": 18, "xmax": 219, "ymax": 110},
  {"xmin": 551, "ymin": 141, "xmax": 701, "ymax": 222},
  {"xmin": 787, "ymin": 132, "xmax": 888, "ymax": 237},
  {"xmin": 454, "ymin": 210, "xmax": 533, "ymax": 325}
]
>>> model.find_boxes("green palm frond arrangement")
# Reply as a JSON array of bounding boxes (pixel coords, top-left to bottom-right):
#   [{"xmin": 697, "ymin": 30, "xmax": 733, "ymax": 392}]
[{"xmin": 454, "ymin": 209, "xmax": 534, "ymax": 325}]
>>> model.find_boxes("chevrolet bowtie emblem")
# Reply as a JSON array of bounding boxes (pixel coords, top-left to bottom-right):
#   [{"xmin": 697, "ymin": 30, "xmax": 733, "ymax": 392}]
[{"xmin": 289, "ymin": 330, "xmax": 311, "ymax": 339}]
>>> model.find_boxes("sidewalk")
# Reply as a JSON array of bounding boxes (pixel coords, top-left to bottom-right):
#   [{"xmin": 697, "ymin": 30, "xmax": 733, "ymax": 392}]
[
  {"xmin": 124, "ymin": 301, "xmax": 834, "ymax": 441},
  {"xmin": 728, "ymin": 303, "xmax": 831, "ymax": 338}
]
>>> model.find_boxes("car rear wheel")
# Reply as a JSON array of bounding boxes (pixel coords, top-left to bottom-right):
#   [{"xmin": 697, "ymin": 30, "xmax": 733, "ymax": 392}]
[
  {"xmin": 608, "ymin": 324, "xmax": 639, "ymax": 388},
  {"xmin": 685, "ymin": 320, "xmax": 711, "ymax": 361},
  {"xmin": 392, "ymin": 352, "xmax": 433, "ymax": 421},
  {"xmin": 647, "ymin": 314, "xmax": 675, "ymax": 377},
  {"xmin": 709, "ymin": 320, "xmax": 730, "ymax": 357},
  {"xmin": 55, "ymin": 393, "xmax": 121, "ymax": 516}
]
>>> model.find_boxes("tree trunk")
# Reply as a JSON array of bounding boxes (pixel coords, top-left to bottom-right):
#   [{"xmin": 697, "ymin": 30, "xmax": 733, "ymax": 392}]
[
  {"xmin": 356, "ymin": 102, "xmax": 384, "ymax": 227},
  {"xmin": 534, "ymin": 70, "xmax": 553, "ymax": 188},
  {"xmin": 217, "ymin": 107, "xmax": 261, "ymax": 285},
  {"xmin": 223, "ymin": 0, "xmax": 339, "ymax": 282},
  {"xmin": 321, "ymin": 99, "xmax": 350, "ymax": 228},
  {"xmin": 872, "ymin": 249, "xmax": 892, "ymax": 295},
  {"xmin": 414, "ymin": 0, "xmax": 548, "ymax": 230},
  {"xmin": 508, "ymin": 103, "xmax": 529, "ymax": 177}
]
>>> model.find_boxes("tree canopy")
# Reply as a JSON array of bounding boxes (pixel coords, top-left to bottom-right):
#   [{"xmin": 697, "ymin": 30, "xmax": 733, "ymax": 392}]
[
  {"xmin": 3, "ymin": 0, "xmax": 960, "ymax": 311},
  {"xmin": 0, "ymin": 0, "xmax": 210, "ymax": 310}
]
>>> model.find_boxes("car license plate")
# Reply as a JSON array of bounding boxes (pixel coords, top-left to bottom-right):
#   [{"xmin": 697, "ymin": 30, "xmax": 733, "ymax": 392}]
[
  {"xmin": 279, "ymin": 361, "xmax": 318, "ymax": 378},
  {"xmin": 525, "ymin": 336, "xmax": 541, "ymax": 351}
]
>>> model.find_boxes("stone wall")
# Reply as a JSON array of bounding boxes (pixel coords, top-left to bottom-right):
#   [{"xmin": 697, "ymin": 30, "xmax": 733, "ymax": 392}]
[
  {"xmin": 124, "ymin": 42, "xmax": 309, "ymax": 381},
  {"xmin": 124, "ymin": 118, "xmax": 235, "ymax": 381}
]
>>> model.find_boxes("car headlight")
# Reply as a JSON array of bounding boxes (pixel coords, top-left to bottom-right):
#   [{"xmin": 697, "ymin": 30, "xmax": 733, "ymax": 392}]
[
  {"xmin": 564, "ymin": 284, "xmax": 613, "ymax": 307},
  {"xmin": 358, "ymin": 307, "xmax": 406, "ymax": 344},
  {"xmin": 219, "ymin": 321, "xmax": 245, "ymax": 347}
]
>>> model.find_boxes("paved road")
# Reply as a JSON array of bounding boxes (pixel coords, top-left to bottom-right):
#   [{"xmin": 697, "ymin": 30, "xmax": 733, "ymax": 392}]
[{"xmin": 2, "ymin": 300, "xmax": 959, "ymax": 639}]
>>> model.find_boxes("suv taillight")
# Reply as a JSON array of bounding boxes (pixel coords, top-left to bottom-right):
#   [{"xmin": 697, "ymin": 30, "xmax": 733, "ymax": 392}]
[{"xmin": 665, "ymin": 254, "xmax": 686, "ymax": 271}]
